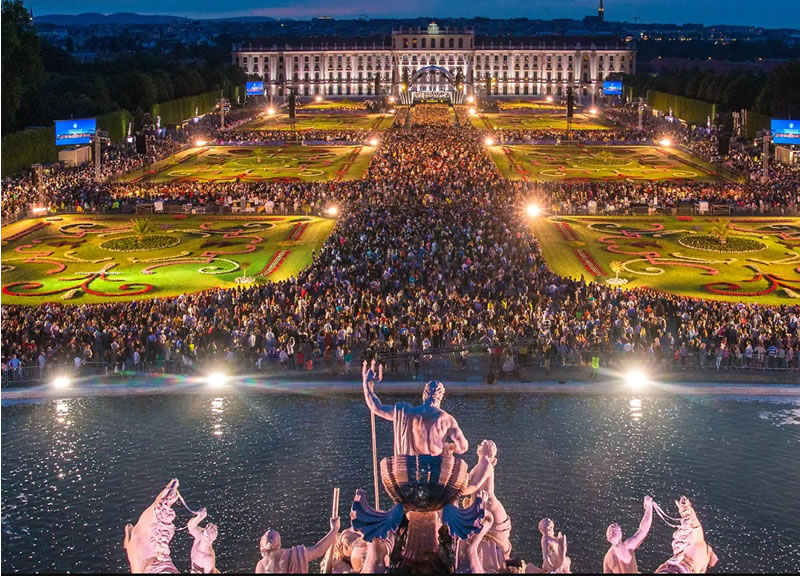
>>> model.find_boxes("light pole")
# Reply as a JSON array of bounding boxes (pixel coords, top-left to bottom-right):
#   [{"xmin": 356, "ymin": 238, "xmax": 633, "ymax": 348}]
[
  {"xmin": 762, "ymin": 130, "xmax": 770, "ymax": 182},
  {"xmin": 218, "ymin": 97, "xmax": 230, "ymax": 130}
]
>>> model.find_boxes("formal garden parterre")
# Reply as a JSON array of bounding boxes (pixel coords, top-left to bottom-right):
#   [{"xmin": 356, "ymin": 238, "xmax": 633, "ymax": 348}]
[
  {"xmin": 491, "ymin": 144, "xmax": 726, "ymax": 182},
  {"xmin": 531, "ymin": 215, "xmax": 800, "ymax": 305},
  {"xmin": 1, "ymin": 214, "xmax": 335, "ymax": 305},
  {"xmin": 238, "ymin": 111, "xmax": 394, "ymax": 131},
  {"xmin": 118, "ymin": 145, "xmax": 375, "ymax": 184}
]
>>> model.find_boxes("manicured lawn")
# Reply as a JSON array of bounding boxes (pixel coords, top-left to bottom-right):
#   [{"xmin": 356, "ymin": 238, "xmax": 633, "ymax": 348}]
[
  {"xmin": 118, "ymin": 145, "xmax": 375, "ymax": 183},
  {"xmin": 239, "ymin": 112, "xmax": 394, "ymax": 131},
  {"xmin": 497, "ymin": 101, "xmax": 566, "ymax": 112},
  {"xmin": 490, "ymin": 144, "xmax": 729, "ymax": 182},
  {"xmin": 297, "ymin": 98, "xmax": 369, "ymax": 111},
  {"xmin": 472, "ymin": 112, "xmax": 609, "ymax": 131},
  {"xmin": 1, "ymin": 214, "xmax": 335, "ymax": 305},
  {"xmin": 530, "ymin": 215, "xmax": 800, "ymax": 305}
]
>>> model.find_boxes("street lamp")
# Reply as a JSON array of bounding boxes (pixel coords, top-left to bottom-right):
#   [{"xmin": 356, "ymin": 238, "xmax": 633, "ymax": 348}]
[
  {"xmin": 315, "ymin": 95, "xmax": 323, "ymax": 102},
  {"xmin": 589, "ymin": 107, "xmax": 599, "ymax": 115},
  {"xmin": 267, "ymin": 107, "xmax": 276, "ymax": 116},
  {"xmin": 326, "ymin": 206, "xmax": 339, "ymax": 216},
  {"xmin": 659, "ymin": 137, "xmax": 672, "ymax": 147},
  {"xmin": 195, "ymin": 139, "xmax": 208, "ymax": 147},
  {"xmin": 484, "ymin": 137, "xmax": 495, "ymax": 146},
  {"xmin": 369, "ymin": 138, "xmax": 379, "ymax": 147},
  {"xmin": 526, "ymin": 203, "xmax": 541, "ymax": 218}
]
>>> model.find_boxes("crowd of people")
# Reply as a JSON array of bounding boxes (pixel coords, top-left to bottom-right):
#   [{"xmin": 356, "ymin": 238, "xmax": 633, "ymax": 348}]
[{"xmin": 3, "ymin": 102, "xmax": 800, "ymax": 382}]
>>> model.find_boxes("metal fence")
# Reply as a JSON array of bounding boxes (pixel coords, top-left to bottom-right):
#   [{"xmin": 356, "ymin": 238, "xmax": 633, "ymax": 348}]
[{"xmin": 4, "ymin": 345, "xmax": 798, "ymax": 388}]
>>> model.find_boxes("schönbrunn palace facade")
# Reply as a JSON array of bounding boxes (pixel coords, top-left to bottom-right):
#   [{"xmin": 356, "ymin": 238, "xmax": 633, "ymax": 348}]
[{"xmin": 232, "ymin": 22, "xmax": 635, "ymax": 104}]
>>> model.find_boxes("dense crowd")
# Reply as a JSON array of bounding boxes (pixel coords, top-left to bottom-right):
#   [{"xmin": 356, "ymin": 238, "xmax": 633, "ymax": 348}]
[{"xmin": 3, "ymin": 103, "xmax": 800, "ymax": 380}]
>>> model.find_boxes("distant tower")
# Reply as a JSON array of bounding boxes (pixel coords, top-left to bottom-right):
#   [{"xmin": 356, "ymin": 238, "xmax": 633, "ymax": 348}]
[{"xmin": 598, "ymin": 0, "xmax": 605, "ymax": 22}]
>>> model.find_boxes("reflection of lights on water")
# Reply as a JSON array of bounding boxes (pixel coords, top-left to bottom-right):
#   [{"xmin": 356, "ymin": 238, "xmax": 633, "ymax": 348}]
[
  {"xmin": 630, "ymin": 397, "xmax": 643, "ymax": 422},
  {"xmin": 211, "ymin": 398, "xmax": 225, "ymax": 436}
]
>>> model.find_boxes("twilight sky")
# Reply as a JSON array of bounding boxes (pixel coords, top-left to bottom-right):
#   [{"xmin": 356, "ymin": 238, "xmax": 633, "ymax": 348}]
[{"xmin": 26, "ymin": 0, "xmax": 800, "ymax": 29}]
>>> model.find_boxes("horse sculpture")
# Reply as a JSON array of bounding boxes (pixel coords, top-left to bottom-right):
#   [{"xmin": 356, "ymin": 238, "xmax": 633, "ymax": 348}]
[{"xmin": 655, "ymin": 496, "xmax": 719, "ymax": 574}]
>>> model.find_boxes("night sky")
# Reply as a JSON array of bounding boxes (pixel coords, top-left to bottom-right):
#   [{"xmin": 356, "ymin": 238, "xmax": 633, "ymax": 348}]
[{"xmin": 25, "ymin": 0, "xmax": 800, "ymax": 29}]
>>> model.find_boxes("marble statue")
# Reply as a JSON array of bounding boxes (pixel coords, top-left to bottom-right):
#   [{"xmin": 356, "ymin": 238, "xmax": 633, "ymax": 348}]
[
  {"xmin": 322, "ymin": 528, "xmax": 364, "ymax": 573},
  {"xmin": 255, "ymin": 517, "xmax": 340, "ymax": 574},
  {"xmin": 188, "ymin": 508, "xmax": 219, "ymax": 574},
  {"xmin": 362, "ymin": 360, "xmax": 468, "ymax": 457},
  {"xmin": 655, "ymin": 497, "xmax": 718, "ymax": 574},
  {"xmin": 603, "ymin": 496, "xmax": 654, "ymax": 573},
  {"xmin": 462, "ymin": 439, "xmax": 512, "ymax": 569},
  {"xmin": 353, "ymin": 362, "xmax": 482, "ymax": 570},
  {"xmin": 525, "ymin": 518, "xmax": 571, "ymax": 574},
  {"xmin": 124, "ymin": 478, "xmax": 181, "ymax": 574},
  {"xmin": 464, "ymin": 511, "xmax": 495, "ymax": 574}
]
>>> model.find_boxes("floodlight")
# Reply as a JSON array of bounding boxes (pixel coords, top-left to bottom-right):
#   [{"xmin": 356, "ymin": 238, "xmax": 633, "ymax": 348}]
[
  {"xmin": 625, "ymin": 370, "xmax": 648, "ymax": 389},
  {"xmin": 206, "ymin": 373, "xmax": 227, "ymax": 388},
  {"xmin": 52, "ymin": 376, "xmax": 71, "ymax": 389}
]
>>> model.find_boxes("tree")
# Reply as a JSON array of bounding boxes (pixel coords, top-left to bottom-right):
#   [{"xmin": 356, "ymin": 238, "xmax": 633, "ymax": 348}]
[
  {"xmin": 755, "ymin": 61, "xmax": 800, "ymax": 118},
  {"xmin": 132, "ymin": 218, "xmax": 155, "ymax": 241},
  {"xmin": 710, "ymin": 218, "xmax": 732, "ymax": 246},
  {"xmin": 2, "ymin": 0, "xmax": 44, "ymax": 133},
  {"xmin": 610, "ymin": 261, "xmax": 623, "ymax": 280}
]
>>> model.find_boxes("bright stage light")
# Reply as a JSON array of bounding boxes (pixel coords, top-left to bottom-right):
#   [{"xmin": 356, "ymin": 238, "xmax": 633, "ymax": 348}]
[
  {"xmin": 484, "ymin": 137, "xmax": 495, "ymax": 146},
  {"xmin": 469, "ymin": 108, "xmax": 477, "ymax": 115},
  {"xmin": 326, "ymin": 206, "xmax": 339, "ymax": 216},
  {"xmin": 195, "ymin": 140, "xmax": 208, "ymax": 147},
  {"xmin": 659, "ymin": 138, "xmax": 672, "ymax": 147},
  {"xmin": 52, "ymin": 376, "xmax": 71, "ymax": 389},
  {"xmin": 388, "ymin": 109, "xmax": 396, "ymax": 114},
  {"xmin": 206, "ymin": 373, "xmax": 227, "ymax": 388},
  {"xmin": 625, "ymin": 370, "xmax": 649, "ymax": 389},
  {"xmin": 526, "ymin": 204, "xmax": 541, "ymax": 218},
  {"xmin": 31, "ymin": 206, "xmax": 48, "ymax": 214},
  {"xmin": 267, "ymin": 107, "xmax": 276, "ymax": 115},
  {"xmin": 589, "ymin": 107, "xmax": 599, "ymax": 115},
  {"xmin": 546, "ymin": 96, "xmax": 554, "ymax": 102},
  {"xmin": 388, "ymin": 96, "xmax": 396, "ymax": 103},
  {"xmin": 315, "ymin": 95, "xmax": 323, "ymax": 102},
  {"xmin": 369, "ymin": 138, "xmax": 379, "ymax": 146},
  {"xmin": 466, "ymin": 95, "xmax": 475, "ymax": 103}
]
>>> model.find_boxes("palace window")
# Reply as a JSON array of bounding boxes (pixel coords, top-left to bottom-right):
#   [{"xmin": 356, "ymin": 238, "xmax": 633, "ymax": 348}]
[
  {"xmin": 449, "ymin": 38, "xmax": 454, "ymax": 48},
  {"xmin": 403, "ymin": 39, "xmax": 409, "ymax": 48},
  {"xmin": 458, "ymin": 38, "xmax": 463, "ymax": 48},
  {"xmin": 421, "ymin": 38, "xmax": 426, "ymax": 48}
]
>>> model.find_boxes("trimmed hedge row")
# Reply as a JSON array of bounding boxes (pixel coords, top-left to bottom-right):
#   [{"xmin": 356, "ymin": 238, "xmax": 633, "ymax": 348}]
[
  {"xmin": 647, "ymin": 90, "xmax": 717, "ymax": 127},
  {"xmin": 1, "ymin": 126, "xmax": 58, "ymax": 177},
  {"xmin": 151, "ymin": 84, "xmax": 244, "ymax": 127},
  {"xmin": 97, "ymin": 109, "xmax": 134, "ymax": 143}
]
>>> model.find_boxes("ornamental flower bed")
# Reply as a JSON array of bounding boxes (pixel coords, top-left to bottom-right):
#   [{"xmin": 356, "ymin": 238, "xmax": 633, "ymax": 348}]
[
  {"xmin": 575, "ymin": 249, "xmax": 605, "ymax": 277},
  {"xmin": 100, "ymin": 235, "xmax": 180, "ymax": 252},
  {"xmin": 678, "ymin": 235, "xmax": 766, "ymax": 253},
  {"xmin": 259, "ymin": 250, "xmax": 290, "ymax": 277}
]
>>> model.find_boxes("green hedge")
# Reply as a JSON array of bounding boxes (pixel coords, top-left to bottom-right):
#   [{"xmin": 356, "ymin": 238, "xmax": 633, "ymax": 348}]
[
  {"xmin": 647, "ymin": 90, "xmax": 716, "ymax": 126},
  {"xmin": 744, "ymin": 109, "xmax": 771, "ymax": 139},
  {"xmin": 151, "ymin": 84, "xmax": 245, "ymax": 126},
  {"xmin": 97, "ymin": 109, "xmax": 133, "ymax": 143},
  {"xmin": 1, "ymin": 126, "xmax": 58, "ymax": 177}
]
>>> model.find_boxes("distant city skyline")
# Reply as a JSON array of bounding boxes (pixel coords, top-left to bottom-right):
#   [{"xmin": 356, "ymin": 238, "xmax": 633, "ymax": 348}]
[{"xmin": 24, "ymin": 0, "xmax": 800, "ymax": 29}]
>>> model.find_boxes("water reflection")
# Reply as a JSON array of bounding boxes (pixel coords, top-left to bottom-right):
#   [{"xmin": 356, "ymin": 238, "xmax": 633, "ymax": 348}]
[
  {"xmin": 211, "ymin": 397, "xmax": 225, "ymax": 436},
  {"xmin": 55, "ymin": 399, "xmax": 71, "ymax": 425},
  {"xmin": 630, "ymin": 397, "xmax": 643, "ymax": 422},
  {"xmin": 2, "ymin": 394, "xmax": 799, "ymax": 573}
]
